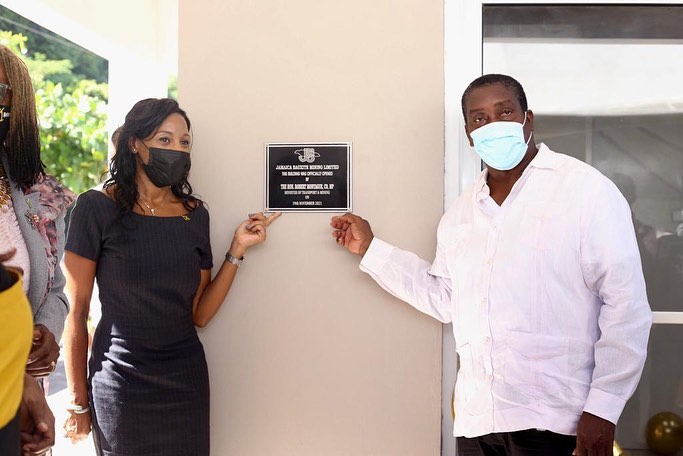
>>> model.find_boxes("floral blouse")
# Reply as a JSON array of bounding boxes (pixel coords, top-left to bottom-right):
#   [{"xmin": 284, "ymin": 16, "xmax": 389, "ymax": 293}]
[{"xmin": 23, "ymin": 174, "xmax": 75, "ymax": 301}]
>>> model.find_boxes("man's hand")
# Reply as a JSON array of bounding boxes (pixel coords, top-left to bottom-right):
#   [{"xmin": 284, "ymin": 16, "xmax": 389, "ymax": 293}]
[
  {"xmin": 574, "ymin": 411, "xmax": 615, "ymax": 456},
  {"xmin": 0, "ymin": 248, "xmax": 17, "ymax": 263},
  {"xmin": 26, "ymin": 324, "xmax": 60, "ymax": 378},
  {"xmin": 330, "ymin": 213, "xmax": 374, "ymax": 256},
  {"xmin": 20, "ymin": 374, "xmax": 55, "ymax": 456}
]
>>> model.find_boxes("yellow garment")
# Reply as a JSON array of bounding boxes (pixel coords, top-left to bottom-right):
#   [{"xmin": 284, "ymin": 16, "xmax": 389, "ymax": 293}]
[{"xmin": 0, "ymin": 271, "xmax": 33, "ymax": 428}]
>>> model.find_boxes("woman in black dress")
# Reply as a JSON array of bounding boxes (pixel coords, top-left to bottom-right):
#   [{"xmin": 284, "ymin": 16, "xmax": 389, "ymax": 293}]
[{"xmin": 61, "ymin": 98, "xmax": 279, "ymax": 455}]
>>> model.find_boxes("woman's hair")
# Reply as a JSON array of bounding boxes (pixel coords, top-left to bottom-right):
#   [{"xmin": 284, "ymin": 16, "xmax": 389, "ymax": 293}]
[
  {"xmin": 0, "ymin": 45, "xmax": 44, "ymax": 188},
  {"xmin": 104, "ymin": 98, "xmax": 198, "ymax": 218}
]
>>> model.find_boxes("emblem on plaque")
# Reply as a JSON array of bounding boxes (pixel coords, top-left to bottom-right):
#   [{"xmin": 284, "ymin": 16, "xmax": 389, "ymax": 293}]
[{"xmin": 295, "ymin": 148, "xmax": 320, "ymax": 163}]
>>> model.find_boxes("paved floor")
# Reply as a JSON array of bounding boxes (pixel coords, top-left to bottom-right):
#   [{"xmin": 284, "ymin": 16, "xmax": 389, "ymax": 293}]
[{"xmin": 45, "ymin": 359, "xmax": 96, "ymax": 455}]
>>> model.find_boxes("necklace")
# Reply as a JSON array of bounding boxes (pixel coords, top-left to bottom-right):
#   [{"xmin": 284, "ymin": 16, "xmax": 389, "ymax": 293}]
[
  {"xmin": 139, "ymin": 194, "xmax": 170, "ymax": 217},
  {"xmin": 0, "ymin": 162, "xmax": 10, "ymax": 208}
]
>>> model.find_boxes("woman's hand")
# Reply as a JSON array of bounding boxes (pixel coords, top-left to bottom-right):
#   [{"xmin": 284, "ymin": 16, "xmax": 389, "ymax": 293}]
[
  {"xmin": 228, "ymin": 212, "xmax": 281, "ymax": 258},
  {"xmin": 26, "ymin": 324, "xmax": 60, "ymax": 378},
  {"xmin": 191, "ymin": 211, "xmax": 282, "ymax": 327},
  {"xmin": 63, "ymin": 409, "xmax": 92, "ymax": 444}
]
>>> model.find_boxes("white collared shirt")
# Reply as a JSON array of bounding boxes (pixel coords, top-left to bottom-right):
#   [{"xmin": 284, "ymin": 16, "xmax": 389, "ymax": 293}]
[{"xmin": 360, "ymin": 143, "xmax": 652, "ymax": 437}]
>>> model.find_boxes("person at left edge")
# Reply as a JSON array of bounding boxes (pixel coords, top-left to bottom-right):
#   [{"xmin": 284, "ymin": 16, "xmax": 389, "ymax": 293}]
[
  {"xmin": 0, "ymin": 45, "xmax": 75, "ymax": 379},
  {"xmin": 0, "ymin": 250, "xmax": 56, "ymax": 456},
  {"xmin": 62, "ymin": 98, "xmax": 281, "ymax": 456}
]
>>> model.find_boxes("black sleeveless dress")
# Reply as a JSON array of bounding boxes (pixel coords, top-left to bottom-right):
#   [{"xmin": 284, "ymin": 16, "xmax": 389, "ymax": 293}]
[{"xmin": 66, "ymin": 190, "xmax": 212, "ymax": 456}]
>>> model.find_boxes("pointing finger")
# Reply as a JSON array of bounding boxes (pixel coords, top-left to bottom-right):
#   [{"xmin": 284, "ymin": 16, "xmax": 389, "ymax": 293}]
[{"xmin": 264, "ymin": 212, "xmax": 282, "ymax": 227}]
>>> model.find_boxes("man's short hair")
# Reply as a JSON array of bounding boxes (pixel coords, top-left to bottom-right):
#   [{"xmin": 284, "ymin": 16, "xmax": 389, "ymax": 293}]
[{"xmin": 461, "ymin": 74, "xmax": 528, "ymax": 124}]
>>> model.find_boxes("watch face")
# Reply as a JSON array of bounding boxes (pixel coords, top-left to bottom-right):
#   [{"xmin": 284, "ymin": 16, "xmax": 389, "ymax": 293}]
[{"xmin": 225, "ymin": 253, "xmax": 243, "ymax": 265}]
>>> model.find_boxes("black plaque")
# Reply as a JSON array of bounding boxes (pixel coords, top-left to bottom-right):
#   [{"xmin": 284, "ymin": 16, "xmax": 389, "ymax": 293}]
[{"xmin": 265, "ymin": 142, "xmax": 352, "ymax": 212}]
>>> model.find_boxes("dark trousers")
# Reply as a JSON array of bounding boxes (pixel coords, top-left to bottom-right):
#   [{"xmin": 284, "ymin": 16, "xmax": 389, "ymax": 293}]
[
  {"xmin": 0, "ymin": 413, "xmax": 20, "ymax": 456},
  {"xmin": 457, "ymin": 429, "xmax": 576, "ymax": 456}
]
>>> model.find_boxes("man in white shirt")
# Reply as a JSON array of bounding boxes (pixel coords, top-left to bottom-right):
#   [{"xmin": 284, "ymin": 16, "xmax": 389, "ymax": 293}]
[{"xmin": 330, "ymin": 74, "xmax": 652, "ymax": 456}]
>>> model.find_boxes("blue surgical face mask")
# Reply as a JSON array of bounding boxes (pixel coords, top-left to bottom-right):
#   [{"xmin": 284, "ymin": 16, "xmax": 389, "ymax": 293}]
[{"xmin": 470, "ymin": 113, "xmax": 533, "ymax": 171}]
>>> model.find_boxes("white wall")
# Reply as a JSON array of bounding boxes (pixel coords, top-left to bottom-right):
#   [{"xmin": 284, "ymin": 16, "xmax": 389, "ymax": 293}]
[{"xmin": 179, "ymin": 1, "xmax": 445, "ymax": 454}]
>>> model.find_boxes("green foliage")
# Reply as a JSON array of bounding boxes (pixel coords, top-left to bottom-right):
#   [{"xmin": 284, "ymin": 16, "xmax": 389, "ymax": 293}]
[
  {"xmin": 0, "ymin": 6, "xmax": 107, "ymax": 83},
  {"xmin": 168, "ymin": 74, "xmax": 178, "ymax": 100},
  {"xmin": 36, "ymin": 79, "xmax": 108, "ymax": 193},
  {"xmin": 24, "ymin": 52, "xmax": 73, "ymax": 86},
  {"xmin": 1, "ymin": 30, "xmax": 108, "ymax": 194},
  {"xmin": 0, "ymin": 30, "xmax": 28, "ymax": 54}
]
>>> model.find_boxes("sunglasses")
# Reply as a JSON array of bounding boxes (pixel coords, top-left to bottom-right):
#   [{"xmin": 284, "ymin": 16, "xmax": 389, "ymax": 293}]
[{"xmin": 0, "ymin": 83, "xmax": 11, "ymax": 103}]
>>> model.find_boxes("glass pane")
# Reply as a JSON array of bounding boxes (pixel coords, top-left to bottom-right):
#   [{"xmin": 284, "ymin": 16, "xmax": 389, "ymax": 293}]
[
  {"xmin": 539, "ymin": 113, "xmax": 683, "ymax": 313},
  {"xmin": 483, "ymin": 5, "xmax": 683, "ymax": 453},
  {"xmin": 619, "ymin": 324, "xmax": 683, "ymax": 452}
]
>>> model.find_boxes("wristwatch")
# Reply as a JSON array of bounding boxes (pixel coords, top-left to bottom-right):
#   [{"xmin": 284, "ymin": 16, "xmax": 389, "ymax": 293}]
[{"xmin": 225, "ymin": 252, "xmax": 244, "ymax": 266}]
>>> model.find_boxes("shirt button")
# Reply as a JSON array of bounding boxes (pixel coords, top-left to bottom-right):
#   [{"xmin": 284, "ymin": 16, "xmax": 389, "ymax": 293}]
[
  {"xmin": 487, "ymin": 374, "xmax": 493, "ymax": 381},
  {"xmin": 486, "ymin": 337, "xmax": 491, "ymax": 342}
]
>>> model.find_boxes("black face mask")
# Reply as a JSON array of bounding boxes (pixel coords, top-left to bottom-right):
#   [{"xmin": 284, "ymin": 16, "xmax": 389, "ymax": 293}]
[
  {"xmin": 142, "ymin": 146, "xmax": 191, "ymax": 188},
  {"xmin": 0, "ymin": 106, "xmax": 11, "ymax": 144}
]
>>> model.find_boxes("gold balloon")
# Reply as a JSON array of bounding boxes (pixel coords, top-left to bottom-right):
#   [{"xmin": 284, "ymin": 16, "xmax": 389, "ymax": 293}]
[{"xmin": 645, "ymin": 411, "xmax": 683, "ymax": 455}]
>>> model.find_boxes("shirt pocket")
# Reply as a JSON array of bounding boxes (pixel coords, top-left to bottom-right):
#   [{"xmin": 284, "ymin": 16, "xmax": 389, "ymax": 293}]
[
  {"xmin": 517, "ymin": 202, "xmax": 567, "ymax": 251},
  {"xmin": 502, "ymin": 331, "xmax": 572, "ymax": 405}
]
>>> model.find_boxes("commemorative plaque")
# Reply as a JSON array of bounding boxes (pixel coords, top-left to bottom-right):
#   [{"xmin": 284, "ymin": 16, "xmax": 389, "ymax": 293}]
[{"xmin": 265, "ymin": 142, "xmax": 352, "ymax": 212}]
